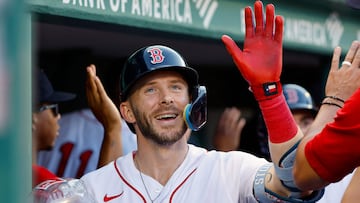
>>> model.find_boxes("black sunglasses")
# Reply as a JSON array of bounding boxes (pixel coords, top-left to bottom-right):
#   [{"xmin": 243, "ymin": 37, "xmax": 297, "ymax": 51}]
[{"xmin": 39, "ymin": 104, "xmax": 59, "ymax": 117}]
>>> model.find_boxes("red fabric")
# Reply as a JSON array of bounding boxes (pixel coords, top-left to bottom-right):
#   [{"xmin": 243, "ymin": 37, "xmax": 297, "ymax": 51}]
[
  {"xmin": 305, "ymin": 88, "xmax": 360, "ymax": 182},
  {"xmin": 221, "ymin": 2, "xmax": 283, "ymax": 96},
  {"xmin": 259, "ymin": 94, "xmax": 298, "ymax": 143},
  {"xmin": 32, "ymin": 165, "xmax": 61, "ymax": 187}
]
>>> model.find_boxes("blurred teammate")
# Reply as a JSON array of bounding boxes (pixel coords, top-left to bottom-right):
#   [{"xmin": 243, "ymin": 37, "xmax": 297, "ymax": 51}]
[
  {"xmin": 32, "ymin": 69, "xmax": 76, "ymax": 187},
  {"xmin": 37, "ymin": 65, "xmax": 138, "ymax": 179}
]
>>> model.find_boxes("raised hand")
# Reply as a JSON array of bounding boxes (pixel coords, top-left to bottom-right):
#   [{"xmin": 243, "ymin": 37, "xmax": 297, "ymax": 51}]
[
  {"xmin": 86, "ymin": 64, "xmax": 121, "ymax": 131},
  {"xmin": 222, "ymin": 1, "xmax": 284, "ymax": 101},
  {"xmin": 213, "ymin": 107, "xmax": 246, "ymax": 152},
  {"xmin": 324, "ymin": 40, "xmax": 360, "ymax": 103},
  {"xmin": 86, "ymin": 64, "xmax": 123, "ymax": 167}
]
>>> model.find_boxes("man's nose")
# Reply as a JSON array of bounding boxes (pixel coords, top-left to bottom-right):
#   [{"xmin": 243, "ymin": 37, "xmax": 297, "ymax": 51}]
[{"xmin": 161, "ymin": 94, "xmax": 174, "ymax": 105}]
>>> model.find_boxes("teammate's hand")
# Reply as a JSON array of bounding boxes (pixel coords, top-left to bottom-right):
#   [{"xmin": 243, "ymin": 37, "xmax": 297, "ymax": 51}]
[
  {"xmin": 86, "ymin": 64, "xmax": 121, "ymax": 132},
  {"xmin": 213, "ymin": 107, "xmax": 246, "ymax": 152},
  {"xmin": 222, "ymin": 1, "xmax": 284, "ymax": 100},
  {"xmin": 324, "ymin": 40, "xmax": 360, "ymax": 102}
]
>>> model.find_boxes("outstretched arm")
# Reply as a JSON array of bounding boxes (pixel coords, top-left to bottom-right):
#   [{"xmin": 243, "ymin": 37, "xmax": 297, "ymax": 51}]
[
  {"xmin": 222, "ymin": 1, "xmax": 300, "ymax": 162},
  {"xmin": 86, "ymin": 64, "xmax": 123, "ymax": 168},
  {"xmin": 294, "ymin": 40, "xmax": 360, "ymax": 190},
  {"xmin": 222, "ymin": 1, "xmax": 309, "ymax": 200}
]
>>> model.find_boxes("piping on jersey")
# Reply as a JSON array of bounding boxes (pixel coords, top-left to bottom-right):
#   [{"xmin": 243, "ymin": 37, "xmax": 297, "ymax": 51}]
[
  {"xmin": 115, "ymin": 159, "xmax": 198, "ymax": 203},
  {"xmin": 115, "ymin": 160, "xmax": 146, "ymax": 203},
  {"xmin": 169, "ymin": 168, "xmax": 197, "ymax": 203}
]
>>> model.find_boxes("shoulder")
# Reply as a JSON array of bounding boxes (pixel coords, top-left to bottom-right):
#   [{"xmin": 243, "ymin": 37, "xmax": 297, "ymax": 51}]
[
  {"xmin": 81, "ymin": 153, "xmax": 132, "ymax": 180},
  {"xmin": 187, "ymin": 144, "xmax": 268, "ymax": 168}
]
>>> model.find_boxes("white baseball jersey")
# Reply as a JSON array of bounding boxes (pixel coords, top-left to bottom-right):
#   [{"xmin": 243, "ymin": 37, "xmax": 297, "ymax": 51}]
[
  {"xmin": 37, "ymin": 109, "xmax": 137, "ymax": 178},
  {"xmin": 81, "ymin": 144, "xmax": 268, "ymax": 203}
]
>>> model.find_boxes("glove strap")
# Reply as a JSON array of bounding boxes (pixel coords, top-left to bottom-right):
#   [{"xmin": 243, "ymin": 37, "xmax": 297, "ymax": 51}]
[
  {"xmin": 254, "ymin": 163, "xmax": 325, "ymax": 203},
  {"xmin": 250, "ymin": 81, "xmax": 282, "ymax": 101}
]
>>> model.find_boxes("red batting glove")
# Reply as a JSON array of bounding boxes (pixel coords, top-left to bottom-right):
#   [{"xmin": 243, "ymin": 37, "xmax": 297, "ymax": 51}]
[
  {"xmin": 222, "ymin": 1, "xmax": 284, "ymax": 101},
  {"xmin": 222, "ymin": 1, "xmax": 297, "ymax": 144}
]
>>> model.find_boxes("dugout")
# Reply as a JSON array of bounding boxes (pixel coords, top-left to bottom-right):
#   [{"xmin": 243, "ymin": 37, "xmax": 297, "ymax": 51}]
[
  {"xmin": 1, "ymin": 1, "xmax": 359, "ymax": 202},
  {"xmin": 30, "ymin": 1, "xmax": 359, "ymax": 154}
]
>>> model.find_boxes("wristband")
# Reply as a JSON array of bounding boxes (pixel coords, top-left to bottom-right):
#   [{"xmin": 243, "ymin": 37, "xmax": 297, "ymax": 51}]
[
  {"xmin": 259, "ymin": 94, "xmax": 298, "ymax": 143},
  {"xmin": 323, "ymin": 95, "xmax": 345, "ymax": 103},
  {"xmin": 321, "ymin": 96, "xmax": 344, "ymax": 108},
  {"xmin": 320, "ymin": 101, "xmax": 342, "ymax": 108},
  {"xmin": 250, "ymin": 81, "xmax": 282, "ymax": 101}
]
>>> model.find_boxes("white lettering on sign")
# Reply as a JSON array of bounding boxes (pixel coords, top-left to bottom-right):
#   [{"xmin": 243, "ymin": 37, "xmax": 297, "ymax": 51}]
[
  {"xmin": 62, "ymin": 0, "xmax": 106, "ymax": 9},
  {"xmin": 325, "ymin": 13, "xmax": 343, "ymax": 47},
  {"xmin": 284, "ymin": 13, "xmax": 344, "ymax": 48},
  {"xmin": 109, "ymin": 0, "xmax": 128, "ymax": 13},
  {"xmin": 195, "ymin": 0, "xmax": 218, "ymax": 28},
  {"xmin": 131, "ymin": 0, "xmax": 192, "ymax": 23},
  {"xmin": 285, "ymin": 18, "xmax": 327, "ymax": 47},
  {"xmin": 240, "ymin": 9, "xmax": 245, "ymax": 34},
  {"xmin": 62, "ymin": 0, "xmax": 218, "ymax": 29}
]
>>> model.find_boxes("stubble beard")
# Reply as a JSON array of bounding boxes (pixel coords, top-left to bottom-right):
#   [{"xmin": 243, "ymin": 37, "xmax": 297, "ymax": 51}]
[{"xmin": 132, "ymin": 105, "xmax": 187, "ymax": 146}]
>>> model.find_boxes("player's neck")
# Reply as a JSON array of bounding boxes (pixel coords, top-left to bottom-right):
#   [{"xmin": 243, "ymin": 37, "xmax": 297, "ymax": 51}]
[{"xmin": 134, "ymin": 143, "xmax": 189, "ymax": 185}]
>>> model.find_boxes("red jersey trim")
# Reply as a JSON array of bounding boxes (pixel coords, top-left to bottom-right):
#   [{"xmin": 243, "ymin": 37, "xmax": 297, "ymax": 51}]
[
  {"xmin": 114, "ymin": 160, "xmax": 146, "ymax": 203},
  {"xmin": 169, "ymin": 168, "xmax": 197, "ymax": 203}
]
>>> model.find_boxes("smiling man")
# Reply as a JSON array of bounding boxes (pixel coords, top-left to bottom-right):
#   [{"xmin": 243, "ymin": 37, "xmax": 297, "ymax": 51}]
[{"xmin": 80, "ymin": 1, "xmax": 327, "ymax": 202}]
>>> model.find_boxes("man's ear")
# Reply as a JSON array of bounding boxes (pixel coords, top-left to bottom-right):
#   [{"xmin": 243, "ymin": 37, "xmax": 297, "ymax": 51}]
[{"xmin": 120, "ymin": 102, "xmax": 135, "ymax": 123}]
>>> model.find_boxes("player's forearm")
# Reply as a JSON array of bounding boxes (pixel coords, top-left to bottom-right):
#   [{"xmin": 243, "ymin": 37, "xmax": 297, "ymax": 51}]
[
  {"xmin": 258, "ymin": 94, "xmax": 301, "ymax": 165},
  {"xmin": 291, "ymin": 102, "xmax": 339, "ymax": 190},
  {"xmin": 305, "ymin": 100, "xmax": 340, "ymax": 138},
  {"xmin": 255, "ymin": 93, "xmax": 325, "ymax": 201},
  {"xmin": 97, "ymin": 127, "xmax": 123, "ymax": 168}
]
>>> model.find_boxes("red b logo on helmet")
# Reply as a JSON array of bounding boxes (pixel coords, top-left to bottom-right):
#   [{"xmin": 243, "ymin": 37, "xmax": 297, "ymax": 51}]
[
  {"xmin": 148, "ymin": 48, "xmax": 165, "ymax": 64},
  {"xmin": 285, "ymin": 88, "xmax": 299, "ymax": 104}
]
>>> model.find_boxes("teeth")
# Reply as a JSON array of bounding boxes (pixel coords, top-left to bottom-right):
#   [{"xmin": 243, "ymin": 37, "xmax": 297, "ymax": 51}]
[{"xmin": 156, "ymin": 114, "xmax": 176, "ymax": 119}]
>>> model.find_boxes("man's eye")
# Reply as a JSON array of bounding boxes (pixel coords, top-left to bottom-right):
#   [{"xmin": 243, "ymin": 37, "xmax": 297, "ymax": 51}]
[
  {"xmin": 145, "ymin": 88, "xmax": 154, "ymax": 93},
  {"xmin": 171, "ymin": 85, "xmax": 182, "ymax": 91}
]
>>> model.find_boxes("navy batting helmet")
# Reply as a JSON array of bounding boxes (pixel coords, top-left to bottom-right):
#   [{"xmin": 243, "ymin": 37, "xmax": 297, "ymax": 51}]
[
  {"xmin": 120, "ymin": 45, "xmax": 206, "ymax": 132},
  {"xmin": 283, "ymin": 84, "xmax": 318, "ymax": 114},
  {"xmin": 120, "ymin": 45, "xmax": 199, "ymax": 101}
]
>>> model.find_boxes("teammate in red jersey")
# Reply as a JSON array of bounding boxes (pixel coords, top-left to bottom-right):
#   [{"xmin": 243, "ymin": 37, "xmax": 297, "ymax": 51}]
[{"xmin": 294, "ymin": 40, "xmax": 360, "ymax": 191}]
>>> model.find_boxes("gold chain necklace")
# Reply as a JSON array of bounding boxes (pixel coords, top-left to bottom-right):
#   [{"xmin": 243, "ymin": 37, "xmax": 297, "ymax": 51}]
[{"xmin": 134, "ymin": 157, "xmax": 161, "ymax": 203}]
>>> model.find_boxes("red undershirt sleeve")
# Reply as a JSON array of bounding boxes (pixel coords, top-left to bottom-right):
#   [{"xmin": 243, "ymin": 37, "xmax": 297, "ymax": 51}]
[{"xmin": 305, "ymin": 88, "xmax": 360, "ymax": 182}]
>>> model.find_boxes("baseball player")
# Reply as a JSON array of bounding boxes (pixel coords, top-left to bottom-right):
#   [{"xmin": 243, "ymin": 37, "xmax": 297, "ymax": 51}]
[
  {"xmin": 33, "ymin": 69, "xmax": 76, "ymax": 187},
  {"xmin": 37, "ymin": 67, "xmax": 137, "ymax": 178},
  {"xmin": 281, "ymin": 84, "xmax": 356, "ymax": 203},
  {"xmin": 80, "ymin": 2, "xmax": 327, "ymax": 202},
  {"xmin": 294, "ymin": 40, "xmax": 360, "ymax": 191},
  {"xmin": 282, "ymin": 84, "xmax": 318, "ymax": 133}
]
